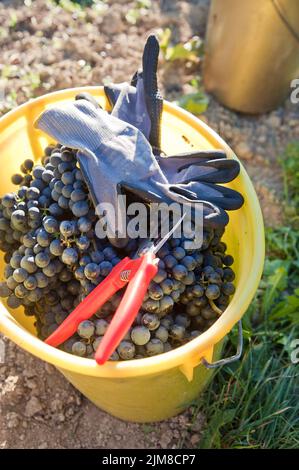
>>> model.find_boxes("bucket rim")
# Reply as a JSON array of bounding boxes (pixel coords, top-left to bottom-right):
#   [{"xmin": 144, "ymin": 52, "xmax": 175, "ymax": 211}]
[{"xmin": 0, "ymin": 86, "xmax": 265, "ymax": 378}]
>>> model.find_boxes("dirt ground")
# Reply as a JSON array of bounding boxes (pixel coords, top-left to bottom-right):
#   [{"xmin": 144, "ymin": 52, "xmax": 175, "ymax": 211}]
[{"xmin": 0, "ymin": 0, "xmax": 298, "ymax": 449}]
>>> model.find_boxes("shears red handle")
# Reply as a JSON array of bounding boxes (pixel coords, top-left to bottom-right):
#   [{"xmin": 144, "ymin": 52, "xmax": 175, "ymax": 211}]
[
  {"xmin": 45, "ymin": 215, "xmax": 185, "ymax": 364},
  {"xmin": 45, "ymin": 253, "xmax": 158, "ymax": 364}
]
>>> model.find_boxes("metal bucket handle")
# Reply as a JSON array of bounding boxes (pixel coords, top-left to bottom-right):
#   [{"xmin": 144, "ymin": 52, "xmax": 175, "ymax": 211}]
[{"xmin": 202, "ymin": 320, "xmax": 243, "ymax": 369}]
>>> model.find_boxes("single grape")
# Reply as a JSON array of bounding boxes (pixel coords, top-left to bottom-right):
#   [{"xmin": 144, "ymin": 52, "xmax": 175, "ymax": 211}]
[
  {"xmin": 78, "ymin": 216, "xmax": 92, "ymax": 233},
  {"xmin": 223, "ymin": 255, "xmax": 234, "ymax": 266},
  {"xmin": 10, "ymin": 252, "xmax": 23, "ymax": 269},
  {"xmin": 94, "ymin": 319, "xmax": 109, "ymax": 336},
  {"xmin": 76, "ymin": 235, "xmax": 90, "ymax": 251},
  {"xmin": 72, "ymin": 200, "xmax": 89, "ymax": 217},
  {"xmin": 172, "ymin": 264, "xmax": 188, "ymax": 281},
  {"xmin": 161, "ymin": 278, "xmax": 174, "ymax": 295},
  {"xmin": 131, "ymin": 326, "xmax": 151, "ymax": 346},
  {"xmin": 169, "ymin": 324, "xmax": 185, "ymax": 340},
  {"xmin": 58, "ymin": 195, "xmax": 69, "ymax": 210},
  {"xmin": 117, "ymin": 341, "xmax": 136, "ymax": 360},
  {"xmin": 32, "ymin": 165, "xmax": 44, "ymax": 179},
  {"xmin": 60, "ymin": 220, "xmax": 76, "ymax": 238},
  {"xmin": 154, "ymin": 326, "xmax": 168, "ymax": 343},
  {"xmin": 43, "ymin": 216, "xmax": 59, "ymax": 234},
  {"xmin": 90, "ymin": 251, "xmax": 104, "ymax": 264},
  {"xmin": 222, "ymin": 282, "xmax": 235, "ymax": 296},
  {"xmin": 24, "ymin": 275, "xmax": 38, "ymax": 291},
  {"xmin": 36, "ymin": 229, "xmax": 50, "ymax": 247},
  {"xmin": 35, "ymin": 272, "xmax": 49, "ymax": 288},
  {"xmin": 61, "ymin": 171, "xmax": 75, "ymax": 186},
  {"xmin": 49, "ymin": 239, "xmax": 64, "ymax": 256},
  {"xmin": 146, "ymin": 338, "xmax": 164, "ymax": 356},
  {"xmin": 84, "ymin": 263, "xmax": 100, "ymax": 281},
  {"xmin": 191, "ymin": 284, "xmax": 204, "ymax": 298},
  {"xmin": 71, "ymin": 189, "xmax": 86, "ymax": 202},
  {"xmin": 62, "ymin": 247, "xmax": 79, "ymax": 266},
  {"xmin": 2, "ymin": 193, "xmax": 15, "ymax": 208},
  {"xmin": 14, "ymin": 284, "xmax": 28, "ymax": 298},
  {"xmin": 160, "ymin": 315, "xmax": 173, "ymax": 329},
  {"xmin": 102, "ymin": 246, "xmax": 116, "ymax": 261},
  {"xmin": 205, "ymin": 284, "xmax": 220, "ymax": 300},
  {"xmin": 26, "ymin": 187, "xmax": 40, "ymax": 200},
  {"xmin": 7, "ymin": 294, "xmax": 23, "ymax": 308},
  {"xmin": 0, "ymin": 282, "xmax": 11, "ymax": 298},
  {"xmin": 77, "ymin": 320, "xmax": 95, "ymax": 339},
  {"xmin": 148, "ymin": 283, "xmax": 164, "ymax": 301},
  {"xmin": 181, "ymin": 255, "xmax": 197, "ymax": 271},
  {"xmin": 42, "ymin": 262, "xmax": 57, "ymax": 277},
  {"xmin": 159, "ymin": 296, "xmax": 174, "ymax": 315},
  {"xmin": 72, "ymin": 341, "xmax": 87, "ymax": 357},
  {"xmin": 61, "ymin": 184, "xmax": 73, "ymax": 199},
  {"xmin": 20, "ymin": 256, "xmax": 37, "ymax": 274},
  {"xmin": 99, "ymin": 261, "xmax": 113, "ymax": 277},
  {"xmin": 12, "ymin": 267, "xmax": 28, "ymax": 283},
  {"xmin": 153, "ymin": 269, "xmax": 167, "ymax": 283},
  {"xmin": 42, "ymin": 170, "xmax": 54, "ymax": 184},
  {"xmin": 92, "ymin": 336, "xmax": 103, "ymax": 352},
  {"xmin": 223, "ymin": 267, "xmax": 235, "ymax": 282},
  {"xmin": 49, "ymin": 203, "xmax": 63, "ymax": 217},
  {"xmin": 11, "ymin": 174, "xmax": 24, "ymax": 185},
  {"xmin": 142, "ymin": 313, "xmax": 160, "ymax": 331}
]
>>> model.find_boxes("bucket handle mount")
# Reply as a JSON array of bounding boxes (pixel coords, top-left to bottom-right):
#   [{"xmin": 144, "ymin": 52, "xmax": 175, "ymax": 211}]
[{"xmin": 201, "ymin": 320, "xmax": 243, "ymax": 369}]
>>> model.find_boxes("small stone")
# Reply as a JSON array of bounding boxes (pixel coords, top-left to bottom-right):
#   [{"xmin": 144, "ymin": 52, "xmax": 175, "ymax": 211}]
[
  {"xmin": 160, "ymin": 432, "xmax": 172, "ymax": 449},
  {"xmin": 6, "ymin": 412, "xmax": 19, "ymax": 429},
  {"xmin": 190, "ymin": 434, "xmax": 200, "ymax": 446},
  {"xmin": 23, "ymin": 367, "xmax": 36, "ymax": 378},
  {"xmin": 25, "ymin": 378, "xmax": 38, "ymax": 390},
  {"xmin": 25, "ymin": 396, "xmax": 42, "ymax": 417},
  {"xmin": 57, "ymin": 412, "xmax": 65, "ymax": 422},
  {"xmin": 38, "ymin": 442, "xmax": 48, "ymax": 449},
  {"xmin": 234, "ymin": 142, "xmax": 253, "ymax": 160},
  {"xmin": 257, "ymin": 134, "xmax": 267, "ymax": 144},
  {"xmin": 44, "ymin": 363, "xmax": 54, "ymax": 374},
  {"xmin": 268, "ymin": 115, "xmax": 281, "ymax": 128}
]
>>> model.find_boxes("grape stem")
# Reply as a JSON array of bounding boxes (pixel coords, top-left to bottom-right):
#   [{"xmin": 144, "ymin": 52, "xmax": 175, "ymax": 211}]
[{"xmin": 209, "ymin": 299, "xmax": 223, "ymax": 316}]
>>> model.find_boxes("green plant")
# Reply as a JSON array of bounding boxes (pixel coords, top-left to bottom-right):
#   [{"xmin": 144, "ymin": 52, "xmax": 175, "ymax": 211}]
[
  {"xmin": 280, "ymin": 142, "xmax": 299, "ymax": 226},
  {"xmin": 125, "ymin": 0, "xmax": 152, "ymax": 25},
  {"xmin": 199, "ymin": 343, "xmax": 299, "ymax": 449},
  {"xmin": 158, "ymin": 29, "xmax": 203, "ymax": 63},
  {"xmin": 175, "ymin": 77, "xmax": 209, "ymax": 115},
  {"xmin": 197, "ymin": 143, "xmax": 299, "ymax": 448},
  {"xmin": 158, "ymin": 29, "xmax": 208, "ymax": 115}
]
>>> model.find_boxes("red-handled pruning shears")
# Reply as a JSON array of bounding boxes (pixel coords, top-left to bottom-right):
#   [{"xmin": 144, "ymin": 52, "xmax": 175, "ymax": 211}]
[{"xmin": 45, "ymin": 215, "xmax": 185, "ymax": 365}]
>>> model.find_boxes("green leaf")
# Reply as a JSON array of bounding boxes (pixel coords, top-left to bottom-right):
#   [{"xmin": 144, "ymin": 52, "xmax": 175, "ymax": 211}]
[
  {"xmin": 200, "ymin": 409, "xmax": 236, "ymax": 449},
  {"xmin": 262, "ymin": 260, "xmax": 289, "ymax": 315},
  {"xmin": 177, "ymin": 92, "xmax": 209, "ymax": 115},
  {"xmin": 157, "ymin": 28, "xmax": 172, "ymax": 56},
  {"xmin": 166, "ymin": 36, "xmax": 203, "ymax": 62}
]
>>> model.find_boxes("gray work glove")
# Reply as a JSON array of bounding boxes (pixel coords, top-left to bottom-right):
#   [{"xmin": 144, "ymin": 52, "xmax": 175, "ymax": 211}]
[{"xmin": 35, "ymin": 100, "xmax": 228, "ymax": 247}]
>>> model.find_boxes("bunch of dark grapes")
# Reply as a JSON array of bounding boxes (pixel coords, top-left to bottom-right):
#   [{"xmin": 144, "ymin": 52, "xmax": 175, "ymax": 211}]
[{"xmin": 0, "ymin": 144, "xmax": 236, "ymax": 361}]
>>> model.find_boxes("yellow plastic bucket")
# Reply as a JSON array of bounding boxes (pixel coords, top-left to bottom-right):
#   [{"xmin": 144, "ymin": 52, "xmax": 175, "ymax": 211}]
[{"xmin": 0, "ymin": 87, "xmax": 264, "ymax": 422}]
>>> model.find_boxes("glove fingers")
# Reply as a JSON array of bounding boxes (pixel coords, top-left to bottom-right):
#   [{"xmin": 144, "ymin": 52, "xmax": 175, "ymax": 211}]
[
  {"xmin": 122, "ymin": 182, "xmax": 229, "ymax": 229},
  {"xmin": 166, "ymin": 185, "xmax": 229, "ymax": 227},
  {"xmin": 165, "ymin": 150, "xmax": 227, "ymax": 162},
  {"xmin": 175, "ymin": 159, "xmax": 240, "ymax": 184},
  {"xmin": 75, "ymin": 92, "xmax": 102, "ymax": 109},
  {"xmin": 202, "ymin": 182, "xmax": 244, "ymax": 209},
  {"xmin": 142, "ymin": 35, "xmax": 163, "ymax": 152},
  {"xmin": 176, "ymin": 181, "xmax": 244, "ymax": 210}
]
